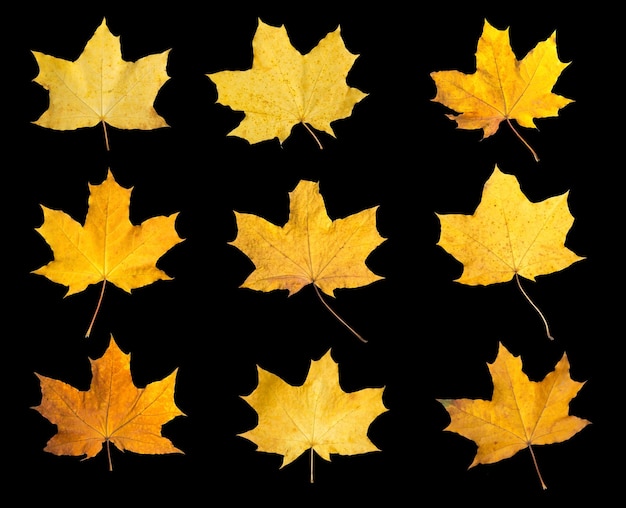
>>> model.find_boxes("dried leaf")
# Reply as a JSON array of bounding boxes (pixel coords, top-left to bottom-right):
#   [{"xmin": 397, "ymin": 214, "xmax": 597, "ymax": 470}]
[
  {"xmin": 33, "ymin": 170, "xmax": 183, "ymax": 335},
  {"xmin": 231, "ymin": 179, "xmax": 384, "ymax": 297},
  {"xmin": 438, "ymin": 342, "xmax": 589, "ymax": 489},
  {"xmin": 430, "ymin": 19, "xmax": 572, "ymax": 160},
  {"xmin": 436, "ymin": 166, "xmax": 584, "ymax": 339},
  {"xmin": 436, "ymin": 165, "xmax": 584, "ymax": 286},
  {"xmin": 240, "ymin": 349, "xmax": 387, "ymax": 482},
  {"xmin": 32, "ymin": 17, "xmax": 170, "ymax": 146},
  {"xmin": 33, "ymin": 336, "xmax": 184, "ymax": 470},
  {"xmin": 207, "ymin": 19, "xmax": 367, "ymax": 147}
]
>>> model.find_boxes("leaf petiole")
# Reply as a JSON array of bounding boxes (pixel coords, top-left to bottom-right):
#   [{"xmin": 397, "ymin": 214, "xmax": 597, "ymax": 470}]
[
  {"xmin": 85, "ymin": 280, "xmax": 107, "ymax": 338},
  {"xmin": 528, "ymin": 444, "xmax": 547, "ymax": 490},
  {"xmin": 515, "ymin": 273, "xmax": 553, "ymax": 340},
  {"xmin": 106, "ymin": 439, "xmax": 113, "ymax": 472},
  {"xmin": 506, "ymin": 119, "xmax": 539, "ymax": 162},
  {"xmin": 313, "ymin": 284, "xmax": 367, "ymax": 343},
  {"xmin": 102, "ymin": 119, "xmax": 111, "ymax": 151},
  {"xmin": 301, "ymin": 122, "xmax": 323, "ymax": 150}
]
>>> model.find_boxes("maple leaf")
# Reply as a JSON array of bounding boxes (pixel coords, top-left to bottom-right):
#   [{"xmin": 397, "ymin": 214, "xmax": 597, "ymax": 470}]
[
  {"xmin": 436, "ymin": 165, "xmax": 584, "ymax": 338},
  {"xmin": 239, "ymin": 349, "xmax": 387, "ymax": 483},
  {"xmin": 31, "ymin": 17, "xmax": 170, "ymax": 150},
  {"xmin": 438, "ymin": 342, "xmax": 590, "ymax": 490},
  {"xmin": 33, "ymin": 335, "xmax": 185, "ymax": 471},
  {"xmin": 32, "ymin": 170, "xmax": 184, "ymax": 336},
  {"xmin": 430, "ymin": 19, "xmax": 572, "ymax": 161},
  {"xmin": 230, "ymin": 179, "xmax": 385, "ymax": 342},
  {"xmin": 207, "ymin": 19, "xmax": 367, "ymax": 148}
]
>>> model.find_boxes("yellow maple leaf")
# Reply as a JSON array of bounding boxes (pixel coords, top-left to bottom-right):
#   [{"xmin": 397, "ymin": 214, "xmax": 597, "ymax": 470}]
[
  {"xmin": 436, "ymin": 165, "xmax": 584, "ymax": 338},
  {"xmin": 33, "ymin": 170, "xmax": 184, "ymax": 336},
  {"xmin": 438, "ymin": 342, "xmax": 590, "ymax": 490},
  {"xmin": 240, "ymin": 349, "xmax": 387, "ymax": 483},
  {"xmin": 207, "ymin": 19, "xmax": 367, "ymax": 148},
  {"xmin": 436, "ymin": 165, "xmax": 583, "ymax": 286},
  {"xmin": 33, "ymin": 335, "xmax": 185, "ymax": 471},
  {"xmin": 230, "ymin": 180, "xmax": 385, "ymax": 342},
  {"xmin": 231, "ymin": 180, "xmax": 384, "ymax": 296},
  {"xmin": 430, "ymin": 19, "xmax": 572, "ymax": 161},
  {"xmin": 32, "ymin": 18, "xmax": 170, "ymax": 149}
]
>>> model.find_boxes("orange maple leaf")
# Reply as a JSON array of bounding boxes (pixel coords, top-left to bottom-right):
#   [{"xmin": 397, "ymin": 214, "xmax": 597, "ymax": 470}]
[
  {"xmin": 438, "ymin": 342, "xmax": 590, "ymax": 490},
  {"xmin": 430, "ymin": 19, "xmax": 572, "ymax": 161},
  {"xmin": 33, "ymin": 336, "xmax": 185, "ymax": 471}
]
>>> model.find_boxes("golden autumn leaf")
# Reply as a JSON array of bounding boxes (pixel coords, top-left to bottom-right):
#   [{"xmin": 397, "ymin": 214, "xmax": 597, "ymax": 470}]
[
  {"xmin": 231, "ymin": 180, "xmax": 384, "ymax": 296},
  {"xmin": 33, "ymin": 335, "xmax": 185, "ymax": 471},
  {"xmin": 240, "ymin": 349, "xmax": 387, "ymax": 483},
  {"xmin": 230, "ymin": 180, "xmax": 385, "ymax": 342},
  {"xmin": 438, "ymin": 342, "xmax": 589, "ymax": 490},
  {"xmin": 33, "ymin": 170, "xmax": 184, "ymax": 336},
  {"xmin": 207, "ymin": 19, "xmax": 367, "ymax": 147},
  {"xmin": 430, "ymin": 19, "xmax": 572, "ymax": 161},
  {"xmin": 32, "ymin": 18, "xmax": 170, "ymax": 149},
  {"xmin": 436, "ymin": 165, "xmax": 584, "ymax": 338},
  {"xmin": 437, "ymin": 166, "xmax": 583, "ymax": 285}
]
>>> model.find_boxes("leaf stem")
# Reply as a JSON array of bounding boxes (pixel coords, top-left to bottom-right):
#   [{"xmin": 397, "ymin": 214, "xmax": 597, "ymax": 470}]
[
  {"xmin": 102, "ymin": 120, "xmax": 110, "ymax": 151},
  {"xmin": 313, "ymin": 284, "xmax": 367, "ymax": 343},
  {"xmin": 506, "ymin": 119, "xmax": 539, "ymax": 162},
  {"xmin": 86, "ymin": 280, "xmax": 107, "ymax": 338},
  {"xmin": 107, "ymin": 439, "xmax": 113, "ymax": 472},
  {"xmin": 310, "ymin": 448, "xmax": 314, "ymax": 484},
  {"xmin": 302, "ymin": 122, "xmax": 323, "ymax": 150},
  {"xmin": 528, "ymin": 444, "xmax": 547, "ymax": 490},
  {"xmin": 515, "ymin": 274, "xmax": 554, "ymax": 340}
]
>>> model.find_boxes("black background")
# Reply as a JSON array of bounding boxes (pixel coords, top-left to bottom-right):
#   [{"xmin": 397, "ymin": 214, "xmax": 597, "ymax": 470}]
[{"xmin": 9, "ymin": 2, "xmax": 617, "ymax": 504}]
